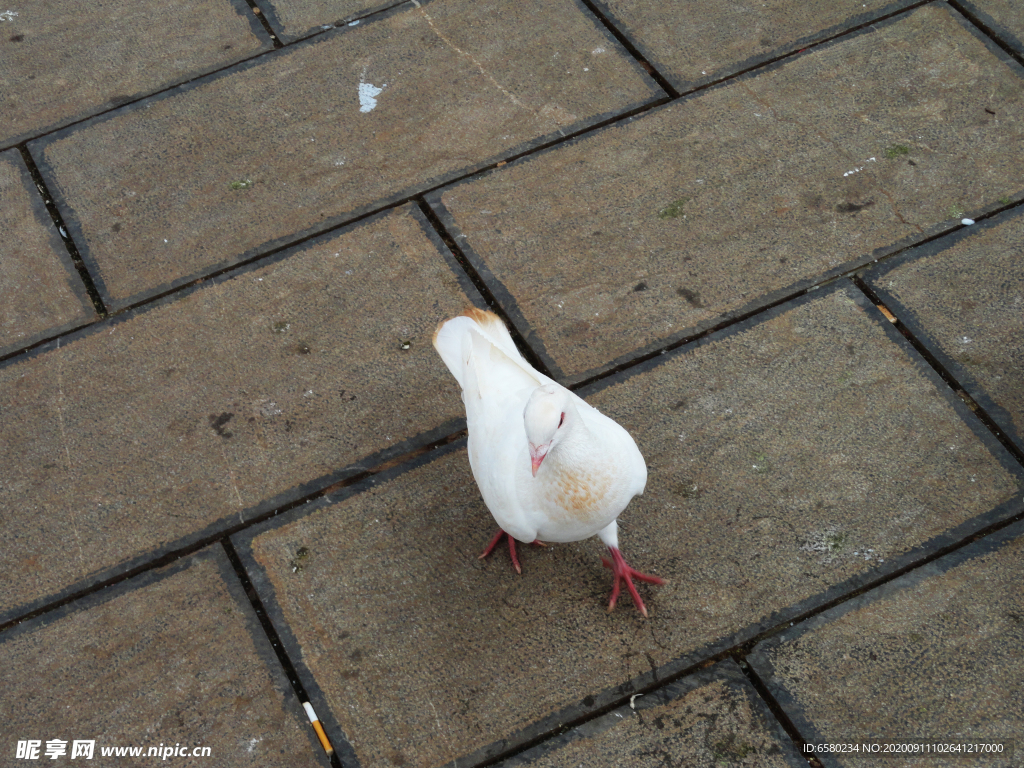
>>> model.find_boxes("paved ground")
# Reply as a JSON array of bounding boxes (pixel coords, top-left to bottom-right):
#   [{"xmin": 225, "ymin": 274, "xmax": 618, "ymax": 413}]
[{"xmin": 1, "ymin": 0, "xmax": 1022, "ymax": 766}]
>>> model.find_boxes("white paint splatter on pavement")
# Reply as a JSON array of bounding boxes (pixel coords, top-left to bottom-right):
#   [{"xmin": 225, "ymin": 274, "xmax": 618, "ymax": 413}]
[{"xmin": 358, "ymin": 82, "xmax": 384, "ymax": 113}]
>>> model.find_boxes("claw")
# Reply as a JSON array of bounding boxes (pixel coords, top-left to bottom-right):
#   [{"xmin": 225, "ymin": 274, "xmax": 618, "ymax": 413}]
[
  {"xmin": 479, "ymin": 529, "xmax": 540, "ymax": 574},
  {"xmin": 602, "ymin": 547, "xmax": 665, "ymax": 617}
]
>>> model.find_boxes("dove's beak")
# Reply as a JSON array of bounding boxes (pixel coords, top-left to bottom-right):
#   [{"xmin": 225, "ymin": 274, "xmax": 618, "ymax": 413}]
[{"xmin": 529, "ymin": 444, "xmax": 549, "ymax": 477}]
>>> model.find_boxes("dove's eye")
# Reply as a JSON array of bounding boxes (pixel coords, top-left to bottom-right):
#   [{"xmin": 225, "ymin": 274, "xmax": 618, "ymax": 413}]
[{"xmin": 558, "ymin": 413, "xmax": 565, "ymax": 428}]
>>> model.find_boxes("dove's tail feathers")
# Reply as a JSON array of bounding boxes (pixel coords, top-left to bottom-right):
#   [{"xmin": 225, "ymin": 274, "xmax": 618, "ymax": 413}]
[
  {"xmin": 433, "ymin": 312, "xmax": 478, "ymax": 389},
  {"xmin": 433, "ymin": 309, "xmax": 546, "ymax": 393},
  {"xmin": 458, "ymin": 308, "xmax": 531, "ymax": 367}
]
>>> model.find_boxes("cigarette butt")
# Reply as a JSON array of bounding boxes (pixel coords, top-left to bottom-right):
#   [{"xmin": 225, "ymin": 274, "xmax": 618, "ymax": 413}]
[
  {"xmin": 876, "ymin": 305, "xmax": 897, "ymax": 323},
  {"xmin": 302, "ymin": 701, "xmax": 334, "ymax": 756}
]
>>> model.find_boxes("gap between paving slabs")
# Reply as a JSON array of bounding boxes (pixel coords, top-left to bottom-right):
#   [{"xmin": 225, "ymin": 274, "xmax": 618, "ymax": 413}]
[
  {"xmin": 0, "ymin": 148, "xmax": 97, "ymax": 358},
  {"xmin": 861, "ymin": 205, "xmax": 1024, "ymax": 458},
  {"xmin": 493, "ymin": 660, "xmax": 806, "ymax": 768},
  {"xmin": 952, "ymin": 0, "xmax": 1024, "ymax": 62},
  {"xmin": 587, "ymin": 0, "xmax": 923, "ymax": 94},
  {"xmin": 246, "ymin": 0, "xmax": 285, "ymax": 46},
  {"xmin": 14, "ymin": 146, "xmax": 110, "ymax": 320},
  {"xmin": 253, "ymin": 0, "xmax": 405, "ymax": 44},
  {"xmin": 850, "ymin": 262, "xmax": 1024, "ymax": 484},
  {"xmin": 231, "ymin": 280, "xmax": 1020, "ymax": 768}
]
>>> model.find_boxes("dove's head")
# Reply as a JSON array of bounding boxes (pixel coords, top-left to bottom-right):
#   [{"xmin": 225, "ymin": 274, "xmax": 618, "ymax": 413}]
[{"xmin": 524, "ymin": 384, "xmax": 576, "ymax": 477}]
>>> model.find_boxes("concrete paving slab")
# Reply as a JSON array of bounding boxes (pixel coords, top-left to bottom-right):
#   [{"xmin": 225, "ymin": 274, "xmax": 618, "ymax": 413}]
[
  {"xmin": 0, "ymin": 546, "xmax": 330, "ymax": 767},
  {"xmin": 864, "ymin": 207, "xmax": 1024, "ymax": 456},
  {"xmin": 749, "ymin": 518, "xmax": 1024, "ymax": 767},
  {"xmin": 0, "ymin": 148, "xmax": 95, "ymax": 358},
  {"xmin": 31, "ymin": 0, "xmax": 660, "ymax": 311},
  {"xmin": 497, "ymin": 661, "xmax": 806, "ymax": 768},
  {"xmin": 431, "ymin": 3, "xmax": 1024, "ymax": 383},
  {"xmin": 0, "ymin": 205, "xmax": 476, "ymax": 624},
  {"xmin": 258, "ymin": 0, "xmax": 402, "ymax": 43},
  {"xmin": 0, "ymin": 0, "xmax": 270, "ymax": 147},
  {"xmin": 233, "ymin": 282, "xmax": 1020, "ymax": 768},
  {"xmin": 592, "ymin": 0, "xmax": 916, "ymax": 92},
  {"xmin": 959, "ymin": 0, "xmax": 1024, "ymax": 56}
]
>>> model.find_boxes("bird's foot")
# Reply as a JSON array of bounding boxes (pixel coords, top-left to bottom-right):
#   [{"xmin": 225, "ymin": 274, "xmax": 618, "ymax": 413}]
[
  {"xmin": 601, "ymin": 547, "xmax": 665, "ymax": 617},
  {"xmin": 479, "ymin": 530, "xmax": 544, "ymax": 574}
]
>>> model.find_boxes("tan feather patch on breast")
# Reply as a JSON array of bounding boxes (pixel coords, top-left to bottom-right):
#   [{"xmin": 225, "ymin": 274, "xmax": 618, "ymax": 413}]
[{"xmin": 553, "ymin": 468, "xmax": 613, "ymax": 521}]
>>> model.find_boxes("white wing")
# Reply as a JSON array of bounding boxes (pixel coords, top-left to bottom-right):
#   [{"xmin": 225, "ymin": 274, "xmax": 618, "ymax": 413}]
[{"xmin": 433, "ymin": 310, "xmax": 544, "ymax": 540}]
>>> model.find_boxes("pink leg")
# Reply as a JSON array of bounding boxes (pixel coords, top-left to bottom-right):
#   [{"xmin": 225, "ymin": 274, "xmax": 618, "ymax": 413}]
[
  {"xmin": 601, "ymin": 547, "xmax": 665, "ymax": 617},
  {"xmin": 479, "ymin": 529, "xmax": 506, "ymax": 559},
  {"xmin": 479, "ymin": 529, "xmax": 543, "ymax": 574}
]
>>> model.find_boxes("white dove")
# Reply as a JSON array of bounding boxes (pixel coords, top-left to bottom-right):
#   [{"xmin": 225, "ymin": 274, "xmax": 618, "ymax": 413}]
[{"xmin": 432, "ymin": 308, "xmax": 664, "ymax": 616}]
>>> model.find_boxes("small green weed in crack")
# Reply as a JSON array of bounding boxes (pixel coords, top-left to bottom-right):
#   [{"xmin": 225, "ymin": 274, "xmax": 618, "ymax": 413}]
[
  {"xmin": 713, "ymin": 734, "xmax": 755, "ymax": 763},
  {"xmin": 825, "ymin": 531, "xmax": 847, "ymax": 552},
  {"xmin": 674, "ymin": 480, "xmax": 701, "ymax": 498},
  {"xmin": 801, "ymin": 527, "xmax": 850, "ymax": 563},
  {"xmin": 658, "ymin": 197, "xmax": 690, "ymax": 219},
  {"xmin": 750, "ymin": 452, "xmax": 771, "ymax": 475},
  {"xmin": 290, "ymin": 546, "xmax": 311, "ymax": 573}
]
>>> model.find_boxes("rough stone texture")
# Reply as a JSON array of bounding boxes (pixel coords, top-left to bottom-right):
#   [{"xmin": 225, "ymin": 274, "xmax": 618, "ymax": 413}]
[
  {"xmin": 433, "ymin": 4, "xmax": 1024, "ymax": 382},
  {"xmin": 259, "ymin": 0, "xmax": 402, "ymax": 42},
  {"xmin": 0, "ymin": 148, "xmax": 95, "ymax": 358},
  {"xmin": 0, "ymin": 206, "xmax": 474, "ymax": 622},
  {"xmin": 4, "ymin": 0, "xmax": 1024, "ymax": 760},
  {"xmin": 235, "ymin": 284, "xmax": 1018, "ymax": 768},
  {"xmin": 593, "ymin": 0, "xmax": 914, "ymax": 90},
  {"xmin": 0, "ymin": 548, "xmax": 329, "ymax": 767},
  {"xmin": 750, "ymin": 520, "xmax": 1024, "ymax": 767},
  {"xmin": 585, "ymin": 283, "xmax": 1019, "ymax": 655},
  {"xmin": 242, "ymin": 444, "xmax": 666, "ymax": 768},
  {"xmin": 865, "ymin": 209, "xmax": 1024, "ymax": 454},
  {"xmin": 960, "ymin": 0, "xmax": 1024, "ymax": 55},
  {"xmin": 32, "ymin": 0, "xmax": 658, "ymax": 310},
  {"xmin": 499, "ymin": 662, "xmax": 806, "ymax": 768},
  {"xmin": 0, "ymin": 0, "xmax": 269, "ymax": 147}
]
